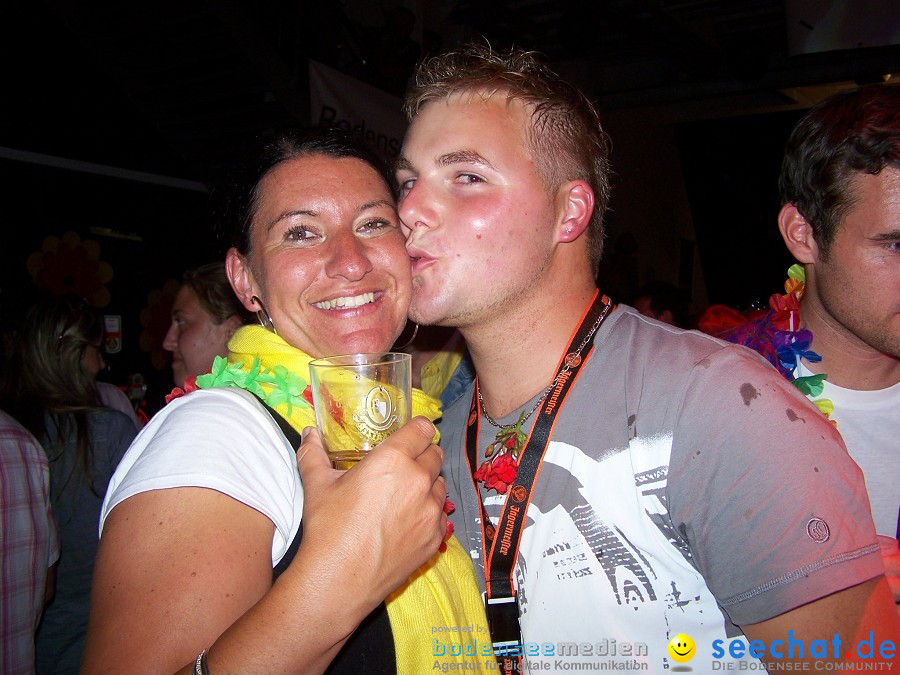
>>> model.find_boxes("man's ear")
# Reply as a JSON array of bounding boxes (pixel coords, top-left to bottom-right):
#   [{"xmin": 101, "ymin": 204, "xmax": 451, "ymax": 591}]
[
  {"xmin": 556, "ymin": 180, "xmax": 594, "ymax": 243},
  {"xmin": 777, "ymin": 203, "xmax": 819, "ymax": 264},
  {"xmin": 225, "ymin": 247, "xmax": 261, "ymax": 313}
]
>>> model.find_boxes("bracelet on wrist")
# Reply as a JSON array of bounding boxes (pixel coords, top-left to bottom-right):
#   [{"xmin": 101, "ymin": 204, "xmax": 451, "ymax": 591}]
[{"xmin": 195, "ymin": 648, "xmax": 211, "ymax": 675}]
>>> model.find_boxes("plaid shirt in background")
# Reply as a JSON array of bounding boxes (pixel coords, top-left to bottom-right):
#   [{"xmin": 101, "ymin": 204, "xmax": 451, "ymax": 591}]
[{"xmin": 1, "ymin": 410, "xmax": 60, "ymax": 675}]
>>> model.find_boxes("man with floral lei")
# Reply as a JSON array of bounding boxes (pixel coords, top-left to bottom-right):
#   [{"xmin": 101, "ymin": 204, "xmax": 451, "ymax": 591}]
[
  {"xmin": 396, "ymin": 43, "xmax": 900, "ymax": 673},
  {"xmin": 721, "ymin": 84, "xmax": 900, "ymax": 612}
]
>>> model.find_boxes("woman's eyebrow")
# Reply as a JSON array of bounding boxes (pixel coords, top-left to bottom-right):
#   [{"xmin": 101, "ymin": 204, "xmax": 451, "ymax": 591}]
[
  {"xmin": 266, "ymin": 200, "xmax": 394, "ymax": 228},
  {"xmin": 267, "ymin": 209, "xmax": 315, "ymax": 231},
  {"xmin": 357, "ymin": 199, "xmax": 395, "ymax": 213}
]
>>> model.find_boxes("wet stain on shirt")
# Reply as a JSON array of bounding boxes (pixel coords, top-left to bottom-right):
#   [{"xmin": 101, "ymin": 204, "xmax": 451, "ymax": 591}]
[
  {"xmin": 740, "ymin": 383, "xmax": 759, "ymax": 406},
  {"xmin": 786, "ymin": 408, "xmax": 805, "ymax": 423}
]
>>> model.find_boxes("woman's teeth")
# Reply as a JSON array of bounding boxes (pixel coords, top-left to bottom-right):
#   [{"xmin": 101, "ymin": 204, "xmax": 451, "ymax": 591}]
[{"xmin": 313, "ymin": 292, "xmax": 376, "ymax": 310}]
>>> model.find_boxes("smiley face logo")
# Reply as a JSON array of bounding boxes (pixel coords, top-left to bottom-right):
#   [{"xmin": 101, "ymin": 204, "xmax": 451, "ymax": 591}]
[{"xmin": 667, "ymin": 633, "xmax": 696, "ymax": 663}]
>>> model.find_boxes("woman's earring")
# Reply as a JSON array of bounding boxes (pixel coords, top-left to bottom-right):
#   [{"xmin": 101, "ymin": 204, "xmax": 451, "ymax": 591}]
[
  {"xmin": 394, "ymin": 321, "xmax": 419, "ymax": 350},
  {"xmin": 251, "ymin": 295, "xmax": 277, "ymax": 334}
]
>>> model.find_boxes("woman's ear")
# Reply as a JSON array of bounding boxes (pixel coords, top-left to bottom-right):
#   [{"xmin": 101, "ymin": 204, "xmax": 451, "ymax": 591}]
[
  {"xmin": 777, "ymin": 203, "xmax": 819, "ymax": 264},
  {"xmin": 556, "ymin": 180, "xmax": 594, "ymax": 243},
  {"xmin": 225, "ymin": 248, "xmax": 261, "ymax": 313}
]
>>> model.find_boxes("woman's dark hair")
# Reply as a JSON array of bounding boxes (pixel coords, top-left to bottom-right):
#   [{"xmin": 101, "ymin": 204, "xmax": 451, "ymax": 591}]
[
  {"xmin": 779, "ymin": 85, "xmax": 900, "ymax": 256},
  {"xmin": 182, "ymin": 261, "xmax": 252, "ymax": 325},
  {"xmin": 2, "ymin": 295, "xmax": 105, "ymax": 496},
  {"xmin": 219, "ymin": 127, "xmax": 395, "ymax": 256}
]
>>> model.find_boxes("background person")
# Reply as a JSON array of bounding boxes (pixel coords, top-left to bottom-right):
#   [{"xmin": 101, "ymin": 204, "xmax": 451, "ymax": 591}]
[
  {"xmin": 0, "ymin": 409, "xmax": 59, "ymax": 675},
  {"xmin": 632, "ymin": 280, "xmax": 689, "ymax": 327},
  {"xmin": 163, "ymin": 261, "xmax": 252, "ymax": 387},
  {"xmin": 720, "ymin": 84, "xmax": 900, "ymax": 606},
  {"xmin": 396, "ymin": 43, "xmax": 899, "ymax": 670},
  {"xmin": 1, "ymin": 296, "xmax": 136, "ymax": 673},
  {"xmin": 83, "ymin": 340, "xmax": 141, "ymax": 432},
  {"xmin": 400, "ymin": 324, "xmax": 471, "ymax": 407},
  {"xmin": 83, "ymin": 128, "xmax": 488, "ymax": 673}
]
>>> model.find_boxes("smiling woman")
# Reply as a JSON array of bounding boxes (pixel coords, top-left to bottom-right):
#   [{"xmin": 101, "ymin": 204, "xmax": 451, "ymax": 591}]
[
  {"xmin": 227, "ymin": 151, "xmax": 412, "ymax": 358},
  {"xmin": 82, "ymin": 128, "xmax": 490, "ymax": 674}
]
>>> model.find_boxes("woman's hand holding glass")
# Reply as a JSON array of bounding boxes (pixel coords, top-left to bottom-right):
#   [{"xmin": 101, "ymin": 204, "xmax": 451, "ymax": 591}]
[{"xmin": 296, "ymin": 417, "xmax": 447, "ymax": 603}]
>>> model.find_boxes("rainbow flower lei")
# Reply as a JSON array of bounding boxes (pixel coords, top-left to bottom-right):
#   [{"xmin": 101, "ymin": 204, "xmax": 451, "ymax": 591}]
[{"xmin": 770, "ymin": 264, "xmax": 834, "ymax": 420}]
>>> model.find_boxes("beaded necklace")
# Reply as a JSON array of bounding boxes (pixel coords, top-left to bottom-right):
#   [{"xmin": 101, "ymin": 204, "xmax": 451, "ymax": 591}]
[{"xmin": 473, "ymin": 295, "xmax": 613, "ymax": 494}]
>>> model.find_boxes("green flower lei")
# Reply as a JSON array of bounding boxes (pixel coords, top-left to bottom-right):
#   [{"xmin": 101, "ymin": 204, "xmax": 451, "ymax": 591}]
[{"xmin": 195, "ymin": 355, "xmax": 311, "ymax": 414}]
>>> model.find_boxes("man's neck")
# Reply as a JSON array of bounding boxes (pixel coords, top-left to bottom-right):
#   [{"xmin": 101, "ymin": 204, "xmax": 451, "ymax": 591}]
[
  {"xmin": 799, "ymin": 300, "xmax": 900, "ymax": 391},
  {"xmin": 463, "ymin": 283, "xmax": 599, "ymax": 418}
]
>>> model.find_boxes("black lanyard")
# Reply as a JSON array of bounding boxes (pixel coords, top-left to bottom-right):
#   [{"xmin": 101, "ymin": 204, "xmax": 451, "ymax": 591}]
[{"xmin": 465, "ymin": 292, "xmax": 611, "ymax": 671}]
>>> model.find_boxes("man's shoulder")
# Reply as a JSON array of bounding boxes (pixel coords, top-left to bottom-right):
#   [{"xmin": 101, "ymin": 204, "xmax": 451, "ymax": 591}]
[{"xmin": 606, "ymin": 305, "xmax": 769, "ymax": 375}]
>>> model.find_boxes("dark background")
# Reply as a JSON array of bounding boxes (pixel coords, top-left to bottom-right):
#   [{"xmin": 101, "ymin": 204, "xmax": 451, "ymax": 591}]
[{"xmin": 2, "ymin": 0, "xmax": 898, "ymax": 414}]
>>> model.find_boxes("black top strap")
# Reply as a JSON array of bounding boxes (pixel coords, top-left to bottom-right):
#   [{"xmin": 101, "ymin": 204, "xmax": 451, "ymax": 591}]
[
  {"xmin": 261, "ymin": 399, "xmax": 304, "ymax": 448},
  {"xmin": 259, "ymin": 399, "xmax": 304, "ymax": 581},
  {"xmin": 255, "ymin": 397, "xmax": 397, "ymax": 674}
]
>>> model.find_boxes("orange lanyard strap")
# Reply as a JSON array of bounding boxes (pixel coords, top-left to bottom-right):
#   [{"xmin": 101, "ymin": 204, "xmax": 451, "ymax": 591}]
[{"xmin": 465, "ymin": 292, "xmax": 612, "ymax": 668}]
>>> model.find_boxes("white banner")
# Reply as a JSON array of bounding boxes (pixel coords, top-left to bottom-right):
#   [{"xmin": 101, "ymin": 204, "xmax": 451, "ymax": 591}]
[
  {"xmin": 785, "ymin": 0, "xmax": 900, "ymax": 55},
  {"xmin": 308, "ymin": 59, "xmax": 406, "ymax": 160}
]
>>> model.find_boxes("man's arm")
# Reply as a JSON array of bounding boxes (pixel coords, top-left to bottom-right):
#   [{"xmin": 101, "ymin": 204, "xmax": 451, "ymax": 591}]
[{"xmin": 742, "ymin": 576, "xmax": 900, "ymax": 665}]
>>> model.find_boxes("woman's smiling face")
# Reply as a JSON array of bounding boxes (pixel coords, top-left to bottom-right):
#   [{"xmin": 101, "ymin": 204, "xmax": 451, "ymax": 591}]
[{"xmin": 229, "ymin": 154, "xmax": 412, "ymax": 358}]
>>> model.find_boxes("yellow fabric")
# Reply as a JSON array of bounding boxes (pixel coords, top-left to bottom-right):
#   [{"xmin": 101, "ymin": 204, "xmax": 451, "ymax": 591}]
[
  {"xmin": 418, "ymin": 331, "xmax": 465, "ymax": 401},
  {"xmin": 228, "ymin": 326, "xmax": 442, "ymax": 436},
  {"xmin": 387, "ymin": 537, "xmax": 494, "ymax": 673},
  {"xmin": 227, "ymin": 325, "xmax": 491, "ymax": 673}
]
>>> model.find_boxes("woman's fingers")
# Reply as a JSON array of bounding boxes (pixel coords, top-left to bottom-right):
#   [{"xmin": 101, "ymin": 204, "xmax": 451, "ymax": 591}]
[{"xmin": 294, "ymin": 416, "xmax": 448, "ymax": 600}]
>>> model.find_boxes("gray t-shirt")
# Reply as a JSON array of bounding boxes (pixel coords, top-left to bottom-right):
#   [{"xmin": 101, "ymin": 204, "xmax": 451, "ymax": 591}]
[{"xmin": 439, "ymin": 306, "xmax": 881, "ymax": 672}]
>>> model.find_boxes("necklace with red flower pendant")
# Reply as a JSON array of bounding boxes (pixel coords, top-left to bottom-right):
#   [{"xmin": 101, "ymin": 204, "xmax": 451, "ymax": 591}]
[
  {"xmin": 473, "ymin": 296, "xmax": 613, "ymax": 495},
  {"xmin": 472, "ymin": 405, "xmax": 530, "ymax": 495}
]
